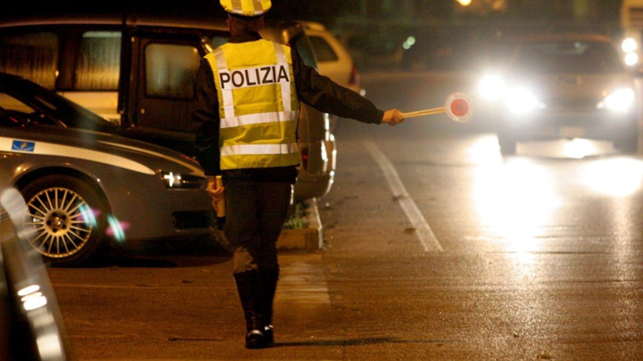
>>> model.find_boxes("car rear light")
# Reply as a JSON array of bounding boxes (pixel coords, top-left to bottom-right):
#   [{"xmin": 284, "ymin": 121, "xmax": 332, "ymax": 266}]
[
  {"xmin": 349, "ymin": 63, "xmax": 360, "ymax": 87},
  {"xmin": 180, "ymin": 154, "xmax": 200, "ymax": 164},
  {"xmin": 301, "ymin": 147, "xmax": 309, "ymax": 171}
]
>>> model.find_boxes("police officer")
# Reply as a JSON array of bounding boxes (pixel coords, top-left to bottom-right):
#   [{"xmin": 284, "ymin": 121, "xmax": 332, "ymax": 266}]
[{"xmin": 192, "ymin": 0, "xmax": 405, "ymax": 349}]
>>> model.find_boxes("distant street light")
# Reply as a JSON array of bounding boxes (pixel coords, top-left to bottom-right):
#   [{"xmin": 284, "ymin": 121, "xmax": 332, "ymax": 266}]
[{"xmin": 457, "ymin": 0, "xmax": 472, "ymax": 6}]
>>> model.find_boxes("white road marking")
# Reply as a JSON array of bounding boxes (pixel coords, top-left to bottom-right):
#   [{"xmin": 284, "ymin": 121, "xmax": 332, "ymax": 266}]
[{"xmin": 363, "ymin": 140, "xmax": 444, "ymax": 252}]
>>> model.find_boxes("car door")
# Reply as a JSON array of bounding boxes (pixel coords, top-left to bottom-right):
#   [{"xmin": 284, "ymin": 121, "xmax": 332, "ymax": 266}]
[{"xmin": 127, "ymin": 32, "xmax": 206, "ymax": 155}]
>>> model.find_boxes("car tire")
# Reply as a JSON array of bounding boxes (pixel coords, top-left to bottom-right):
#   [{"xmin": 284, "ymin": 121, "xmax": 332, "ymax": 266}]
[
  {"xmin": 613, "ymin": 135, "xmax": 638, "ymax": 154},
  {"xmin": 20, "ymin": 175, "xmax": 108, "ymax": 267},
  {"xmin": 497, "ymin": 134, "xmax": 517, "ymax": 156}
]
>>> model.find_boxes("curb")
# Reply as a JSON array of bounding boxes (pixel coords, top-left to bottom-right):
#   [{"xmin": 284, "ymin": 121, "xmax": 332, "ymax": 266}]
[{"xmin": 277, "ymin": 198, "xmax": 323, "ymax": 251}]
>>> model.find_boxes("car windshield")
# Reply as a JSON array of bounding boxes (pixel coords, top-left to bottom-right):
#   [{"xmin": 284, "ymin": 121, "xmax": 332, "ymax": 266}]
[
  {"xmin": 1, "ymin": 77, "xmax": 116, "ymax": 131},
  {"xmin": 512, "ymin": 40, "xmax": 624, "ymax": 74},
  {"xmin": 400, "ymin": 29, "xmax": 515, "ymax": 72}
]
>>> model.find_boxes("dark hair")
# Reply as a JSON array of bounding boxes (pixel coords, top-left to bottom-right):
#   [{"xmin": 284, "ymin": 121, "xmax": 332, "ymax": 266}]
[{"xmin": 228, "ymin": 14, "xmax": 264, "ymax": 33}]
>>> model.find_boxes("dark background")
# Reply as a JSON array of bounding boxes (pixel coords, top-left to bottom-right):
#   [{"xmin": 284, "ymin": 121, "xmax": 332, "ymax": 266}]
[
  {"xmin": 3, "ymin": 0, "xmax": 623, "ymax": 26},
  {"xmin": 1, "ymin": 0, "xmax": 628, "ymax": 72}
]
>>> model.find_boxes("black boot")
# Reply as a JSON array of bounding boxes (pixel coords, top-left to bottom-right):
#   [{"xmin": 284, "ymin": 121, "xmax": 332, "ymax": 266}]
[
  {"xmin": 233, "ymin": 271, "xmax": 266, "ymax": 349},
  {"xmin": 258, "ymin": 269, "xmax": 279, "ymax": 345}
]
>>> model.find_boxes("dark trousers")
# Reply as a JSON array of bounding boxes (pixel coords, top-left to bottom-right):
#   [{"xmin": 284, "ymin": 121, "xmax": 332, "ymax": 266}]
[{"xmin": 223, "ymin": 178, "xmax": 292, "ymax": 274}]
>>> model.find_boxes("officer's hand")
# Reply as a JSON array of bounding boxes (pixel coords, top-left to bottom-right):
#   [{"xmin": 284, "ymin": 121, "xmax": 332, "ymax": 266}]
[
  {"xmin": 206, "ymin": 177, "xmax": 225, "ymax": 211},
  {"xmin": 382, "ymin": 109, "xmax": 405, "ymax": 126}
]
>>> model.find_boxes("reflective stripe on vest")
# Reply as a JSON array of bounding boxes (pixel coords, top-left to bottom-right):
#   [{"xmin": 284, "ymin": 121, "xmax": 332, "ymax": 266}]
[
  {"xmin": 220, "ymin": 0, "xmax": 269, "ymax": 17},
  {"xmin": 221, "ymin": 143, "xmax": 298, "ymax": 157},
  {"xmin": 206, "ymin": 40, "xmax": 300, "ymax": 170}
]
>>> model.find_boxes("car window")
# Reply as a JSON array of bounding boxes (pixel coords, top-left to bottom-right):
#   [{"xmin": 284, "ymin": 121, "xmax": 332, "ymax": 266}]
[
  {"xmin": 0, "ymin": 79, "xmax": 115, "ymax": 130},
  {"xmin": 291, "ymin": 34, "xmax": 318, "ymax": 69},
  {"xmin": 145, "ymin": 43, "xmax": 201, "ymax": 99},
  {"xmin": 75, "ymin": 31, "xmax": 121, "ymax": 91},
  {"xmin": 309, "ymin": 36, "xmax": 339, "ymax": 62},
  {"xmin": 513, "ymin": 40, "xmax": 624, "ymax": 74},
  {"xmin": 0, "ymin": 92, "xmax": 57, "ymax": 127},
  {"xmin": 209, "ymin": 35, "xmax": 229, "ymax": 50},
  {"xmin": 0, "ymin": 32, "xmax": 59, "ymax": 89}
]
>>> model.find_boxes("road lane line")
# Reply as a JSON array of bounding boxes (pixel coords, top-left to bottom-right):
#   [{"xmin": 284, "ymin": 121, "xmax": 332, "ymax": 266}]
[{"xmin": 363, "ymin": 140, "xmax": 444, "ymax": 252}]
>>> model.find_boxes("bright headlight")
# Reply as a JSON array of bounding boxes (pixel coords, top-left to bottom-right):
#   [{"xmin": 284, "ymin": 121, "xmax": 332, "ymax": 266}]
[
  {"xmin": 622, "ymin": 38, "xmax": 638, "ymax": 53},
  {"xmin": 625, "ymin": 52, "xmax": 639, "ymax": 67},
  {"xmin": 603, "ymin": 88, "xmax": 635, "ymax": 112},
  {"xmin": 160, "ymin": 171, "xmax": 183, "ymax": 188},
  {"xmin": 506, "ymin": 88, "xmax": 539, "ymax": 114},
  {"xmin": 158, "ymin": 171, "xmax": 206, "ymax": 189},
  {"xmin": 478, "ymin": 75, "xmax": 505, "ymax": 101}
]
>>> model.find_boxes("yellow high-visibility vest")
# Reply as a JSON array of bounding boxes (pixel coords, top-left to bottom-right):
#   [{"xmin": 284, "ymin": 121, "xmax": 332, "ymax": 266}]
[{"xmin": 206, "ymin": 40, "xmax": 300, "ymax": 170}]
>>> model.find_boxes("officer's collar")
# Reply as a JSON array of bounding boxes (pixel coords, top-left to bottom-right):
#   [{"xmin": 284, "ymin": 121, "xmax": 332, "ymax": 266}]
[{"xmin": 229, "ymin": 31, "xmax": 262, "ymax": 43}]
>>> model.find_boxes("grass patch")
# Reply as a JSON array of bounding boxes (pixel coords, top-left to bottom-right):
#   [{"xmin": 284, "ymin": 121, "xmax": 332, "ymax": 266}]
[{"xmin": 282, "ymin": 202, "xmax": 309, "ymax": 230}]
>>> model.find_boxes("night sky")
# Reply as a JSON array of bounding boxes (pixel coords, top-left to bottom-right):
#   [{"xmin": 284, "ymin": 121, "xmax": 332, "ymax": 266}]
[{"xmin": 2, "ymin": 0, "xmax": 623, "ymax": 25}]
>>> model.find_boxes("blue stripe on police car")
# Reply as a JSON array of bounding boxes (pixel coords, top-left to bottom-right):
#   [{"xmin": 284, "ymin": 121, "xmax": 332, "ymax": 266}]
[{"xmin": 11, "ymin": 140, "xmax": 35, "ymax": 152}]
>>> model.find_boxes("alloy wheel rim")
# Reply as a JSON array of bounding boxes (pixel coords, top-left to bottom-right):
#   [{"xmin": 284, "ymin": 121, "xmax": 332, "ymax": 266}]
[{"xmin": 25, "ymin": 187, "xmax": 94, "ymax": 258}]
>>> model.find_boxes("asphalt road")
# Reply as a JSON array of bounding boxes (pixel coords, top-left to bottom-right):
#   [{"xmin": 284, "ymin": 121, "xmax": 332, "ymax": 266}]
[{"xmin": 46, "ymin": 72, "xmax": 643, "ymax": 360}]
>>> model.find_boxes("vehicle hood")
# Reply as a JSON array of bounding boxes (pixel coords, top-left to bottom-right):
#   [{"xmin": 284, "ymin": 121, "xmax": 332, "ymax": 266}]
[
  {"xmin": 506, "ymin": 71, "xmax": 634, "ymax": 103},
  {"xmin": 1, "ymin": 126, "xmax": 204, "ymax": 177}
]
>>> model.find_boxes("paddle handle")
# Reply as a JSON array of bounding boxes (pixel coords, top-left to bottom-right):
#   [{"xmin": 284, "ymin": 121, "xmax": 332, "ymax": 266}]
[{"xmin": 401, "ymin": 107, "xmax": 446, "ymax": 119}]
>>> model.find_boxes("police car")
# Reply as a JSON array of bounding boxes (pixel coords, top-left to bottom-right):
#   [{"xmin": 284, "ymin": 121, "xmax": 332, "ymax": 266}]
[{"xmin": 0, "ymin": 73, "xmax": 215, "ymax": 266}]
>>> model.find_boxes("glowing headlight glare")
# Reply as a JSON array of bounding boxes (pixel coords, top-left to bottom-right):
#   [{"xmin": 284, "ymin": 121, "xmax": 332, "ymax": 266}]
[
  {"xmin": 622, "ymin": 37, "xmax": 638, "ymax": 53},
  {"xmin": 18, "ymin": 285, "xmax": 40, "ymax": 297},
  {"xmin": 160, "ymin": 171, "xmax": 182, "ymax": 188},
  {"xmin": 21, "ymin": 291, "xmax": 43, "ymax": 302},
  {"xmin": 625, "ymin": 52, "xmax": 639, "ymax": 67},
  {"xmin": 604, "ymin": 88, "xmax": 635, "ymax": 112},
  {"xmin": 478, "ymin": 75, "xmax": 506, "ymax": 101},
  {"xmin": 24, "ymin": 295, "xmax": 47, "ymax": 311},
  {"xmin": 17, "ymin": 283, "xmax": 48, "ymax": 311},
  {"xmin": 506, "ymin": 87, "xmax": 538, "ymax": 114}
]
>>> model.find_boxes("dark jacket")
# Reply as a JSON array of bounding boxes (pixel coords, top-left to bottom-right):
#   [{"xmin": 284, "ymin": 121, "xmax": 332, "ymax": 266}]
[{"xmin": 192, "ymin": 31, "xmax": 384, "ymax": 180}]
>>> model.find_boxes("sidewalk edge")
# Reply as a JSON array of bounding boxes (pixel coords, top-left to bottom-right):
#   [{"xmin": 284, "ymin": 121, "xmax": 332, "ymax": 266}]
[{"xmin": 277, "ymin": 198, "xmax": 323, "ymax": 251}]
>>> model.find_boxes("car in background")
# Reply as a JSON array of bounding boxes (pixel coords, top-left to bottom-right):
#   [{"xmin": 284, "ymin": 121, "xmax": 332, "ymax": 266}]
[
  {"xmin": 260, "ymin": 21, "xmax": 336, "ymax": 201},
  {"xmin": 0, "ymin": 15, "xmax": 335, "ymax": 202},
  {"xmin": 300, "ymin": 21, "xmax": 362, "ymax": 94},
  {"xmin": 0, "ymin": 72, "xmax": 215, "ymax": 266},
  {"xmin": 1, "ymin": 188, "xmax": 71, "ymax": 360},
  {"xmin": 394, "ymin": 28, "xmax": 511, "ymax": 132},
  {"xmin": 479, "ymin": 34, "xmax": 639, "ymax": 155}
]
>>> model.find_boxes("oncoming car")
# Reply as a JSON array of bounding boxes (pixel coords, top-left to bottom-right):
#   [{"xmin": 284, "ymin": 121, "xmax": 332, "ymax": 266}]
[
  {"xmin": 0, "ymin": 73, "xmax": 215, "ymax": 266},
  {"xmin": 479, "ymin": 34, "xmax": 639, "ymax": 155}
]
